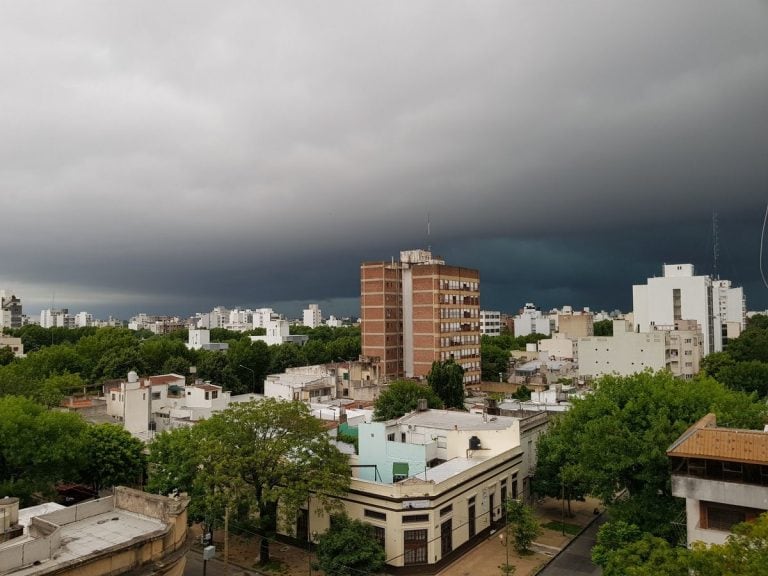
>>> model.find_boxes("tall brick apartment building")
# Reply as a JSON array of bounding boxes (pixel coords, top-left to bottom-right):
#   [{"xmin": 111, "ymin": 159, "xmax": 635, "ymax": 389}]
[{"xmin": 360, "ymin": 249, "xmax": 481, "ymax": 385}]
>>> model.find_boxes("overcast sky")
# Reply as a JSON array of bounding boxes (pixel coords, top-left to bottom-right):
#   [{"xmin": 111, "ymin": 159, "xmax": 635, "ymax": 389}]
[{"xmin": 1, "ymin": 1, "xmax": 767, "ymax": 320}]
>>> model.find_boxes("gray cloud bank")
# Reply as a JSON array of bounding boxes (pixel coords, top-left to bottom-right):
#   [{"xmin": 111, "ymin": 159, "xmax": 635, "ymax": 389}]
[{"xmin": 0, "ymin": 1, "xmax": 766, "ymax": 318}]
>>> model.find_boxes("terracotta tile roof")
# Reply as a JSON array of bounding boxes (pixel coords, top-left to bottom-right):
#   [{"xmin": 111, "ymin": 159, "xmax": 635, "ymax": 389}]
[
  {"xmin": 194, "ymin": 384, "xmax": 221, "ymax": 391},
  {"xmin": 148, "ymin": 374, "xmax": 185, "ymax": 385},
  {"xmin": 667, "ymin": 413, "xmax": 768, "ymax": 465}
]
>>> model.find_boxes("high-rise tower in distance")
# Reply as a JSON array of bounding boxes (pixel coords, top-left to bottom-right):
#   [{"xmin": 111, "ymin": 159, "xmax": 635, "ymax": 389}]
[{"xmin": 361, "ymin": 249, "xmax": 480, "ymax": 385}]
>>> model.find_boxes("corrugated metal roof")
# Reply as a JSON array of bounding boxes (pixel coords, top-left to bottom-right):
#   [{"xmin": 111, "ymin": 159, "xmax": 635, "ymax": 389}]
[{"xmin": 667, "ymin": 413, "xmax": 768, "ymax": 465}]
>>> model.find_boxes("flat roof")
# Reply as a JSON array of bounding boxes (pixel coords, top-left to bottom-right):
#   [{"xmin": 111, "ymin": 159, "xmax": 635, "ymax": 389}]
[
  {"xmin": 7, "ymin": 509, "xmax": 166, "ymax": 576},
  {"xmin": 410, "ymin": 455, "xmax": 493, "ymax": 483},
  {"xmin": 397, "ymin": 410, "xmax": 517, "ymax": 431}
]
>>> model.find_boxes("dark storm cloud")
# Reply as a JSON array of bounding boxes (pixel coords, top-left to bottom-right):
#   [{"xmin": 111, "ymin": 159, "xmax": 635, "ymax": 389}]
[{"xmin": 0, "ymin": 1, "xmax": 766, "ymax": 318}]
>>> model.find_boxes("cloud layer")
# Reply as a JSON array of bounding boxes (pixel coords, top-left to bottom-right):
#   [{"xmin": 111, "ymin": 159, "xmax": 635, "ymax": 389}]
[{"xmin": 1, "ymin": 1, "xmax": 767, "ymax": 318}]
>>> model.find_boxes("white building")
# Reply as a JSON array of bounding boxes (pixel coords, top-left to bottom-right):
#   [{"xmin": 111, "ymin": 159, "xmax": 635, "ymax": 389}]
[
  {"xmin": 538, "ymin": 333, "xmax": 575, "ymax": 360},
  {"xmin": 577, "ymin": 319, "xmax": 703, "ymax": 379},
  {"xmin": 252, "ymin": 308, "xmax": 278, "ymax": 329},
  {"xmin": 288, "ymin": 408, "xmax": 548, "ymax": 572},
  {"xmin": 186, "ymin": 328, "xmax": 229, "ymax": 351},
  {"xmin": 250, "ymin": 319, "xmax": 309, "ymax": 347},
  {"xmin": 668, "ymin": 413, "xmax": 768, "ymax": 546},
  {"xmin": 0, "ymin": 291, "xmax": 22, "ymax": 330},
  {"xmin": 513, "ymin": 303, "xmax": 552, "ymax": 337},
  {"xmin": 74, "ymin": 311, "xmax": 94, "ymax": 328},
  {"xmin": 633, "ymin": 264, "xmax": 746, "ymax": 356},
  {"xmin": 480, "ymin": 310, "xmax": 502, "ymax": 336},
  {"xmin": 264, "ymin": 365, "xmax": 336, "ymax": 403},
  {"xmin": 303, "ymin": 304, "xmax": 322, "ymax": 328},
  {"xmin": 0, "ymin": 336, "xmax": 24, "ymax": 358},
  {"xmin": 326, "ymin": 315, "xmax": 343, "ymax": 328},
  {"xmin": 40, "ymin": 308, "xmax": 74, "ymax": 329}
]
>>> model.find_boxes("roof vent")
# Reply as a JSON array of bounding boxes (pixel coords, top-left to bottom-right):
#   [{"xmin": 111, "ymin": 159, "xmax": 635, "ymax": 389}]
[{"xmin": 417, "ymin": 398, "xmax": 428, "ymax": 411}]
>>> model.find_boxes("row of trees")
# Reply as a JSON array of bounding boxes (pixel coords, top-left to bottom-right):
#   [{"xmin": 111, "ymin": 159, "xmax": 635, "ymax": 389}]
[
  {"xmin": 0, "ymin": 325, "xmax": 361, "ymax": 404},
  {"xmin": 0, "ymin": 396, "xmax": 146, "ymax": 504}
]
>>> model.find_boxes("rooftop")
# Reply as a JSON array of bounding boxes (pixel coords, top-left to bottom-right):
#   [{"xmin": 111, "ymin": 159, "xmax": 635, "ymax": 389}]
[
  {"xmin": 667, "ymin": 413, "xmax": 768, "ymax": 465},
  {"xmin": 396, "ymin": 409, "xmax": 518, "ymax": 431},
  {"xmin": 410, "ymin": 455, "xmax": 493, "ymax": 483}
]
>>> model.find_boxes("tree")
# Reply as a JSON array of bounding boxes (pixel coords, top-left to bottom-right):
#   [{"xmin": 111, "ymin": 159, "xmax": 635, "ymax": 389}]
[
  {"xmin": 689, "ymin": 512, "xmax": 768, "ymax": 575},
  {"xmin": 373, "ymin": 380, "xmax": 443, "ymax": 421},
  {"xmin": 591, "ymin": 520, "xmax": 644, "ymax": 569},
  {"xmin": 147, "ymin": 426, "xmax": 206, "ymax": 518},
  {"xmin": 227, "ymin": 338, "xmax": 271, "ymax": 393},
  {"xmin": 505, "ymin": 499, "xmax": 540, "ymax": 555},
  {"xmin": 314, "ymin": 514, "xmax": 385, "ymax": 576},
  {"xmin": 427, "ymin": 359, "xmax": 465, "ymax": 409},
  {"xmin": 151, "ymin": 399, "xmax": 350, "ymax": 564},
  {"xmin": 593, "ymin": 319, "xmax": 613, "ymax": 336},
  {"xmin": 699, "ymin": 351, "xmax": 735, "ymax": 381},
  {"xmin": 268, "ymin": 342, "xmax": 307, "ymax": 374},
  {"xmin": 532, "ymin": 371, "xmax": 766, "ymax": 539},
  {"xmin": 716, "ymin": 360, "xmax": 768, "ymax": 398},
  {"xmin": 80, "ymin": 424, "xmax": 146, "ymax": 491},
  {"xmin": 36, "ymin": 372, "xmax": 86, "ymax": 407},
  {"xmin": 0, "ymin": 346, "xmax": 15, "ymax": 366},
  {"xmin": 599, "ymin": 533, "xmax": 690, "ymax": 576}
]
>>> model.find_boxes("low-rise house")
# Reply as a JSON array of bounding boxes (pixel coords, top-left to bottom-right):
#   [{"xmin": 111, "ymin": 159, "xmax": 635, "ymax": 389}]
[
  {"xmin": 668, "ymin": 413, "xmax": 768, "ymax": 546},
  {"xmin": 289, "ymin": 408, "xmax": 547, "ymax": 573},
  {"xmin": 0, "ymin": 336, "xmax": 23, "ymax": 358},
  {"xmin": 265, "ymin": 365, "xmax": 337, "ymax": 402},
  {"xmin": 0, "ymin": 487, "xmax": 189, "ymax": 576}
]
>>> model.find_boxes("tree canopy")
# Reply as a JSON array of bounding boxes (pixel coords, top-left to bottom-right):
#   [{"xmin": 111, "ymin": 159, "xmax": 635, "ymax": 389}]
[
  {"xmin": 373, "ymin": 380, "xmax": 443, "ymax": 421},
  {"xmin": 427, "ymin": 359, "xmax": 465, "ymax": 409},
  {"xmin": 314, "ymin": 514, "xmax": 385, "ymax": 576},
  {"xmin": 148, "ymin": 399, "xmax": 350, "ymax": 564},
  {"xmin": 532, "ymin": 370, "xmax": 766, "ymax": 539}
]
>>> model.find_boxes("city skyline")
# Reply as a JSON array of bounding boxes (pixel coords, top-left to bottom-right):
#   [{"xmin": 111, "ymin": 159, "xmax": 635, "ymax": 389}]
[{"xmin": 1, "ymin": 2, "xmax": 767, "ymax": 319}]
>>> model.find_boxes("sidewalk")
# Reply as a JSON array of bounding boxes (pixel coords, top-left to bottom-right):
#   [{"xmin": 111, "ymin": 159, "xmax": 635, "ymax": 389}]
[{"xmin": 437, "ymin": 497, "xmax": 603, "ymax": 576}]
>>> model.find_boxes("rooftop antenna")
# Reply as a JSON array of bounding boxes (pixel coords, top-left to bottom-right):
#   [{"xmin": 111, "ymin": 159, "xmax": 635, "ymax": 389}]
[
  {"xmin": 712, "ymin": 210, "xmax": 719, "ymax": 280},
  {"xmin": 426, "ymin": 212, "xmax": 431, "ymax": 252},
  {"xmin": 761, "ymin": 203, "xmax": 768, "ymax": 290}
]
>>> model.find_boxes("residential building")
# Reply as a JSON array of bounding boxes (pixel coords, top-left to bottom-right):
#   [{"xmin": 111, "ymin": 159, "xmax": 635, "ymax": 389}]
[
  {"xmin": 538, "ymin": 333, "xmax": 575, "ymax": 360},
  {"xmin": 361, "ymin": 249, "xmax": 481, "ymax": 385},
  {"xmin": 480, "ymin": 310, "xmax": 501, "ymax": 336},
  {"xmin": 577, "ymin": 319, "xmax": 703, "ymax": 379},
  {"xmin": 264, "ymin": 365, "xmax": 337, "ymax": 402},
  {"xmin": 556, "ymin": 309, "xmax": 593, "ymax": 338},
  {"xmin": 291, "ymin": 408, "xmax": 547, "ymax": 572},
  {"xmin": 186, "ymin": 328, "xmax": 229, "ymax": 351},
  {"xmin": 667, "ymin": 413, "xmax": 768, "ymax": 546},
  {"xmin": 250, "ymin": 319, "xmax": 309, "ymax": 346},
  {"xmin": 303, "ymin": 304, "xmax": 322, "ymax": 328},
  {"xmin": 513, "ymin": 303, "xmax": 551, "ymax": 337},
  {"xmin": 326, "ymin": 315, "xmax": 343, "ymax": 328},
  {"xmin": 40, "ymin": 308, "xmax": 74, "ymax": 329},
  {"xmin": 73, "ymin": 311, "xmax": 94, "ymax": 328},
  {"xmin": 0, "ymin": 487, "xmax": 189, "ymax": 576},
  {"xmin": 0, "ymin": 291, "xmax": 22, "ymax": 330},
  {"xmin": 632, "ymin": 264, "xmax": 746, "ymax": 355},
  {"xmin": 0, "ymin": 336, "xmax": 24, "ymax": 358}
]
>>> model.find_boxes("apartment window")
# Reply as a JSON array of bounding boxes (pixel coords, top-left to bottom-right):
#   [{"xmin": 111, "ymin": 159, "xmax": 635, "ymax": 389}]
[
  {"xmin": 151, "ymin": 392, "xmax": 161, "ymax": 400},
  {"xmin": 372, "ymin": 525, "xmax": 385, "ymax": 548},
  {"xmin": 701, "ymin": 503, "xmax": 749, "ymax": 531},
  {"xmin": 212, "ymin": 391, "xmax": 218, "ymax": 399},
  {"xmin": 441, "ymin": 518, "xmax": 453, "ymax": 557},
  {"xmin": 364, "ymin": 509, "xmax": 386, "ymax": 521},
  {"xmin": 387, "ymin": 433, "xmax": 395, "ymax": 442},
  {"xmin": 403, "ymin": 514, "xmax": 429, "ymax": 523},
  {"xmin": 205, "ymin": 391, "xmax": 210, "ymax": 400},
  {"xmin": 440, "ymin": 504, "xmax": 453, "ymax": 517},
  {"xmin": 403, "ymin": 529, "xmax": 428, "ymax": 565},
  {"xmin": 111, "ymin": 393, "xmax": 116, "ymax": 401}
]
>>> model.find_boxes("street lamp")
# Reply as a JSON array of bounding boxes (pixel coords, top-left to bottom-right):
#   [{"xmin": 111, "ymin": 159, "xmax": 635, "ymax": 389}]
[{"xmin": 239, "ymin": 365, "xmax": 256, "ymax": 394}]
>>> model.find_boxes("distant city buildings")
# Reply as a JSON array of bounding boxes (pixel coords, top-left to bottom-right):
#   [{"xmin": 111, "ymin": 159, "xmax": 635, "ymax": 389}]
[
  {"xmin": 480, "ymin": 310, "xmax": 501, "ymax": 336},
  {"xmin": 40, "ymin": 308, "xmax": 74, "ymax": 329},
  {"xmin": 633, "ymin": 263, "xmax": 745, "ymax": 355},
  {"xmin": 186, "ymin": 328, "xmax": 229, "ymax": 351},
  {"xmin": 250, "ymin": 319, "xmax": 309, "ymax": 346},
  {"xmin": 303, "ymin": 303, "xmax": 322, "ymax": 328},
  {"xmin": 0, "ymin": 290, "xmax": 22, "ymax": 330},
  {"xmin": 361, "ymin": 249, "xmax": 481, "ymax": 385},
  {"xmin": 513, "ymin": 303, "xmax": 552, "ymax": 337}
]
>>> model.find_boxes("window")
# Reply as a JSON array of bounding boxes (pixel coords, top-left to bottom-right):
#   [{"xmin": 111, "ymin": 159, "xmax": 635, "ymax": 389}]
[
  {"xmin": 701, "ymin": 502, "xmax": 755, "ymax": 531},
  {"xmin": 151, "ymin": 392, "xmax": 161, "ymax": 400},
  {"xmin": 468, "ymin": 497, "xmax": 476, "ymax": 538},
  {"xmin": 441, "ymin": 518, "xmax": 452, "ymax": 556},
  {"xmin": 440, "ymin": 504, "xmax": 453, "ymax": 517},
  {"xmin": 402, "ymin": 514, "xmax": 429, "ymax": 523},
  {"xmin": 372, "ymin": 525, "xmax": 385, "ymax": 548},
  {"xmin": 364, "ymin": 509, "xmax": 386, "ymax": 521},
  {"xmin": 205, "ymin": 391, "xmax": 210, "ymax": 400},
  {"xmin": 404, "ymin": 529, "xmax": 428, "ymax": 565},
  {"xmin": 111, "ymin": 393, "xmax": 116, "ymax": 401},
  {"xmin": 387, "ymin": 433, "xmax": 395, "ymax": 442},
  {"xmin": 212, "ymin": 391, "xmax": 218, "ymax": 399}
]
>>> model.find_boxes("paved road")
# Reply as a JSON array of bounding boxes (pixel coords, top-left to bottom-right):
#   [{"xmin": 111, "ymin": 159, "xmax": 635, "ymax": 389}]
[
  {"xmin": 184, "ymin": 550, "xmax": 260, "ymax": 576},
  {"xmin": 537, "ymin": 514, "xmax": 606, "ymax": 576}
]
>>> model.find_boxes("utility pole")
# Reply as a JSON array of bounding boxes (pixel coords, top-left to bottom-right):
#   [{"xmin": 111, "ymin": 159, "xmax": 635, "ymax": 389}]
[
  {"xmin": 239, "ymin": 365, "xmax": 256, "ymax": 394},
  {"xmin": 224, "ymin": 506, "xmax": 230, "ymax": 576}
]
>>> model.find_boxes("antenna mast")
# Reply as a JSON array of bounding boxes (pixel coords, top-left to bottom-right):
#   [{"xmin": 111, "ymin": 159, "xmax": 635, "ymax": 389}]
[
  {"xmin": 426, "ymin": 212, "xmax": 431, "ymax": 252},
  {"xmin": 712, "ymin": 210, "xmax": 719, "ymax": 280}
]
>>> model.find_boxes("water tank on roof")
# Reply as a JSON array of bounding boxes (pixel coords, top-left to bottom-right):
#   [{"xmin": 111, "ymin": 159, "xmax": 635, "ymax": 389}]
[
  {"xmin": 128, "ymin": 371, "xmax": 139, "ymax": 383},
  {"xmin": 469, "ymin": 436, "xmax": 481, "ymax": 450}
]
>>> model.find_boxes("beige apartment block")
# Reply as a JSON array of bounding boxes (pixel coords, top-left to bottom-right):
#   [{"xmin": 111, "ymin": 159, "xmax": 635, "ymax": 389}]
[{"xmin": 361, "ymin": 250, "xmax": 480, "ymax": 385}]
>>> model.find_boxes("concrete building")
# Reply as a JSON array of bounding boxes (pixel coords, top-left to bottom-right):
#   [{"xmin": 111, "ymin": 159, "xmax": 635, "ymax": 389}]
[
  {"xmin": 264, "ymin": 365, "xmax": 337, "ymax": 403},
  {"xmin": 513, "ymin": 303, "xmax": 551, "ymax": 337},
  {"xmin": 40, "ymin": 308, "xmax": 74, "ymax": 329},
  {"xmin": 633, "ymin": 264, "xmax": 746, "ymax": 356},
  {"xmin": 250, "ymin": 319, "xmax": 309, "ymax": 347},
  {"xmin": 577, "ymin": 319, "xmax": 703, "ymax": 379},
  {"xmin": 186, "ymin": 328, "xmax": 229, "ymax": 351},
  {"xmin": 293, "ymin": 408, "xmax": 547, "ymax": 572},
  {"xmin": 361, "ymin": 249, "xmax": 481, "ymax": 385},
  {"xmin": 538, "ymin": 333, "xmax": 575, "ymax": 361},
  {"xmin": 0, "ymin": 487, "xmax": 189, "ymax": 576},
  {"xmin": 73, "ymin": 311, "xmax": 94, "ymax": 328},
  {"xmin": 557, "ymin": 310, "xmax": 593, "ymax": 338},
  {"xmin": 0, "ymin": 291, "xmax": 22, "ymax": 330},
  {"xmin": 668, "ymin": 413, "xmax": 768, "ymax": 546},
  {"xmin": 303, "ymin": 304, "xmax": 322, "ymax": 328},
  {"xmin": 480, "ymin": 310, "xmax": 501, "ymax": 336},
  {"xmin": 0, "ymin": 336, "xmax": 23, "ymax": 358},
  {"xmin": 326, "ymin": 315, "xmax": 343, "ymax": 328}
]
